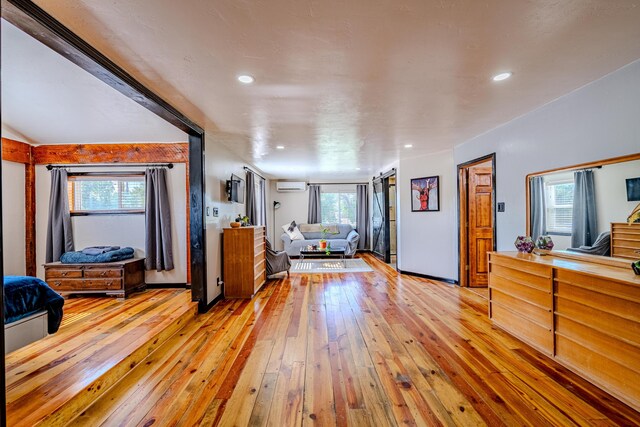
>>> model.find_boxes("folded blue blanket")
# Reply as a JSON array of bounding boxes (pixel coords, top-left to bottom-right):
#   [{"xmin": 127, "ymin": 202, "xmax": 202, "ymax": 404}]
[
  {"xmin": 4, "ymin": 276, "xmax": 65, "ymax": 333},
  {"xmin": 60, "ymin": 247, "xmax": 135, "ymax": 263},
  {"xmin": 82, "ymin": 246, "xmax": 120, "ymax": 255}
]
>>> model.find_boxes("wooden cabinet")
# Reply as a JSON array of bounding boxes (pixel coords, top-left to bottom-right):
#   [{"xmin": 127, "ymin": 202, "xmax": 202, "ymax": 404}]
[
  {"xmin": 44, "ymin": 258, "xmax": 145, "ymax": 298},
  {"xmin": 611, "ymin": 222, "xmax": 640, "ymax": 260},
  {"xmin": 488, "ymin": 251, "xmax": 640, "ymax": 411},
  {"xmin": 223, "ymin": 226, "xmax": 266, "ymax": 298}
]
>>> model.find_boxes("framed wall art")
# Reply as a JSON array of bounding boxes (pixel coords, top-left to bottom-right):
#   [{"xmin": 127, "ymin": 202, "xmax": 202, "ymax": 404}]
[{"xmin": 411, "ymin": 176, "xmax": 439, "ymax": 212}]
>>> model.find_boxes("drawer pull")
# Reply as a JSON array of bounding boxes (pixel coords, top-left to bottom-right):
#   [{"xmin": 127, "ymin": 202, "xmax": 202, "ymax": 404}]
[
  {"xmin": 54, "ymin": 281, "xmax": 61, "ymax": 287},
  {"xmin": 61, "ymin": 272, "xmax": 68, "ymax": 277},
  {"xmin": 100, "ymin": 271, "xmax": 107, "ymax": 277}
]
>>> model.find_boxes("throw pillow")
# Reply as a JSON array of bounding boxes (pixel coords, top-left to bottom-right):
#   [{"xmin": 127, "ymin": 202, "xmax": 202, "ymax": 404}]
[{"xmin": 281, "ymin": 222, "xmax": 305, "ymax": 240}]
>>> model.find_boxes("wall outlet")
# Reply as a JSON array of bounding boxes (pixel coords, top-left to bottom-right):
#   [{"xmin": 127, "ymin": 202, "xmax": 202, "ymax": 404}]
[
  {"xmin": 497, "ymin": 202, "xmax": 505, "ymax": 212},
  {"xmin": 212, "ymin": 207, "xmax": 219, "ymax": 217}
]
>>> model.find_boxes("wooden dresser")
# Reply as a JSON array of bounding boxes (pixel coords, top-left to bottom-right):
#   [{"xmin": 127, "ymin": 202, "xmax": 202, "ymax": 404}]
[
  {"xmin": 44, "ymin": 258, "xmax": 145, "ymax": 298},
  {"xmin": 223, "ymin": 226, "xmax": 266, "ymax": 298},
  {"xmin": 611, "ymin": 222, "xmax": 640, "ymax": 260},
  {"xmin": 488, "ymin": 250, "xmax": 640, "ymax": 411}
]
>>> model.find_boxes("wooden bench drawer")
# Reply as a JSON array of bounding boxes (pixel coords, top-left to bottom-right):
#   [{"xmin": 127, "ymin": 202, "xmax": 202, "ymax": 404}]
[
  {"xmin": 45, "ymin": 269, "xmax": 83, "ymax": 279},
  {"xmin": 48, "ymin": 278, "xmax": 123, "ymax": 290},
  {"xmin": 84, "ymin": 269, "xmax": 123, "ymax": 278}
]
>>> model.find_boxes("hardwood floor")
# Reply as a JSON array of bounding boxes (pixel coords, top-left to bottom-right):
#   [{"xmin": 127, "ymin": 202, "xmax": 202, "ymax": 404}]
[
  {"xmin": 5, "ymin": 289, "xmax": 198, "ymax": 426},
  {"xmin": 9, "ymin": 254, "xmax": 640, "ymax": 426}
]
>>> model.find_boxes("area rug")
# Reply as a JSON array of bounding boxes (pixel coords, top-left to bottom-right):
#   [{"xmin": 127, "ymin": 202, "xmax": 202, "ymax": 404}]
[{"xmin": 290, "ymin": 258, "xmax": 373, "ymax": 273}]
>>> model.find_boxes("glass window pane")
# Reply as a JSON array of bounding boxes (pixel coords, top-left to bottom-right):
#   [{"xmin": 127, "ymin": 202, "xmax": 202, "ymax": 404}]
[{"xmin": 69, "ymin": 176, "xmax": 144, "ymax": 213}]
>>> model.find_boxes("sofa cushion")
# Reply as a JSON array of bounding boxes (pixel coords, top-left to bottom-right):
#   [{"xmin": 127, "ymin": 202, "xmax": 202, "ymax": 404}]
[{"xmin": 300, "ymin": 223, "xmax": 353, "ymax": 240}]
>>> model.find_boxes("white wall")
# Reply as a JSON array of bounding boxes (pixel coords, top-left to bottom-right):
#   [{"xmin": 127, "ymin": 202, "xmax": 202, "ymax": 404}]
[
  {"xmin": 2, "ymin": 160, "xmax": 26, "ymax": 275},
  {"xmin": 203, "ymin": 143, "xmax": 250, "ymax": 303},
  {"xmin": 35, "ymin": 164, "xmax": 188, "ymax": 283},
  {"xmin": 270, "ymin": 183, "xmax": 309, "ymax": 250},
  {"xmin": 396, "ymin": 150, "xmax": 457, "ymax": 280},
  {"xmin": 453, "ymin": 59, "xmax": 640, "ymax": 255}
]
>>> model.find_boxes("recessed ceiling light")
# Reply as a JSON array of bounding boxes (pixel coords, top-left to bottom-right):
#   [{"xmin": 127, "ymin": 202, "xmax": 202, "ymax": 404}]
[
  {"xmin": 276, "ymin": 145, "xmax": 285, "ymax": 150},
  {"xmin": 355, "ymin": 167, "xmax": 361, "ymax": 171},
  {"xmin": 404, "ymin": 144, "xmax": 413, "ymax": 148},
  {"xmin": 237, "ymin": 74, "xmax": 255, "ymax": 84},
  {"xmin": 492, "ymin": 72, "xmax": 512, "ymax": 82}
]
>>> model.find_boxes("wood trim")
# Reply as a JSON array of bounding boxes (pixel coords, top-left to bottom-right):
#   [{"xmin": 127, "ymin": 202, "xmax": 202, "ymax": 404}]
[
  {"xmin": 32, "ymin": 143, "xmax": 188, "ymax": 165},
  {"xmin": 25, "ymin": 162, "xmax": 36, "ymax": 276},
  {"xmin": 525, "ymin": 152, "xmax": 640, "ymax": 235},
  {"xmin": 186, "ymin": 161, "xmax": 191, "ymax": 285},
  {"xmin": 458, "ymin": 167, "xmax": 469, "ymax": 287},
  {"xmin": 1, "ymin": 137, "xmax": 31, "ymax": 164},
  {"xmin": 457, "ymin": 153, "xmax": 496, "ymax": 287},
  {"xmin": 188, "ymin": 133, "xmax": 207, "ymax": 311}
]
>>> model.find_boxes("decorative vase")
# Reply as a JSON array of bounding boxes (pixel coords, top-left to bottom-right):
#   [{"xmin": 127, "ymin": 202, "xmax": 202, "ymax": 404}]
[
  {"xmin": 535, "ymin": 235, "xmax": 554, "ymax": 251},
  {"xmin": 632, "ymin": 260, "xmax": 640, "ymax": 275},
  {"xmin": 230, "ymin": 222, "xmax": 241, "ymax": 228},
  {"xmin": 319, "ymin": 240, "xmax": 327, "ymax": 249},
  {"xmin": 514, "ymin": 236, "xmax": 534, "ymax": 253}
]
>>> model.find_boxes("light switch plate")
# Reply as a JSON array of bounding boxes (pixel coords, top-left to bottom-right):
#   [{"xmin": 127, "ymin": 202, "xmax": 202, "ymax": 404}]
[{"xmin": 497, "ymin": 202, "xmax": 505, "ymax": 212}]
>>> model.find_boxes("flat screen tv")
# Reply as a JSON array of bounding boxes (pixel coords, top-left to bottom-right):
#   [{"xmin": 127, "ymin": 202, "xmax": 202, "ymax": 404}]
[
  {"xmin": 627, "ymin": 177, "xmax": 640, "ymax": 201},
  {"xmin": 227, "ymin": 174, "xmax": 245, "ymax": 203}
]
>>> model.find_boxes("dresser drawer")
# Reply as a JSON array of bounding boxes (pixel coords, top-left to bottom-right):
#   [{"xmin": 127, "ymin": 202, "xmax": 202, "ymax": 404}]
[
  {"xmin": 84, "ymin": 269, "xmax": 123, "ymax": 278},
  {"xmin": 45, "ymin": 269, "xmax": 83, "ymax": 279}
]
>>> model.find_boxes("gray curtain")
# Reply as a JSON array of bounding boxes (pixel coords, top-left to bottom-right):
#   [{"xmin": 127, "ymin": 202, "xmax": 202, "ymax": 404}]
[
  {"xmin": 246, "ymin": 170, "xmax": 257, "ymax": 225},
  {"xmin": 571, "ymin": 170, "xmax": 598, "ymax": 247},
  {"xmin": 356, "ymin": 184, "xmax": 370, "ymax": 250},
  {"xmin": 145, "ymin": 168, "xmax": 174, "ymax": 271},
  {"xmin": 308, "ymin": 184, "xmax": 322, "ymax": 223},
  {"xmin": 45, "ymin": 168, "xmax": 74, "ymax": 262},
  {"xmin": 530, "ymin": 176, "xmax": 546, "ymax": 241},
  {"xmin": 259, "ymin": 179, "xmax": 267, "ymax": 230}
]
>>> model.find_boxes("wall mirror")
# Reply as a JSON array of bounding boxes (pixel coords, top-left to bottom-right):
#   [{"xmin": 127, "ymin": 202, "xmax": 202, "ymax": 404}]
[{"xmin": 526, "ymin": 153, "xmax": 640, "ymax": 259}]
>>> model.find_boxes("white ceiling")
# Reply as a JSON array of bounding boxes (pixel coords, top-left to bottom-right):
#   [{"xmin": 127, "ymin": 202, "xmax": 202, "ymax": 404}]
[
  {"xmin": 0, "ymin": 20, "xmax": 186, "ymax": 145},
  {"xmin": 13, "ymin": 1, "xmax": 640, "ymax": 178}
]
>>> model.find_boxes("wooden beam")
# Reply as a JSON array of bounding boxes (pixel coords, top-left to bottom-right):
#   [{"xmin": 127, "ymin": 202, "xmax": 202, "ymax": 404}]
[
  {"xmin": 1, "ymin": 137, "xmax": 31, "ymax": 164},
  {"xmin": 32, "ymin": 143, "xmax": 189, "ymax": 165},
  {"xmin": 188, "ymin": 133, "xmax": 207, "ymax": 310},
  {"xmin": 186, "ymin": 161, "xmax": 191, "ymax": 285},
  {"xmin": 25, "ymin": 162, "xmax": 36, "ymax": 276}
]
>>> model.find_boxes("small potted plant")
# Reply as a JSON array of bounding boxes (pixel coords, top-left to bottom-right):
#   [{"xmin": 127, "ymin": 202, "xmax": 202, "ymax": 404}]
[
  {"xmin": 241, "ymin": 215, "xmax": 250, "ymax": 226},
  {"xmin": 319, "ymin": 226, "xmax": 330, "ymax": 249}
]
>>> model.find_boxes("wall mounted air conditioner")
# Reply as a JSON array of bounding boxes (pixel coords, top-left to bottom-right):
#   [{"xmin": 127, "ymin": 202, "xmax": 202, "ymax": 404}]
[{"xmin": 276, "ymin": 181, "xmax": 307, "ymax": 192}]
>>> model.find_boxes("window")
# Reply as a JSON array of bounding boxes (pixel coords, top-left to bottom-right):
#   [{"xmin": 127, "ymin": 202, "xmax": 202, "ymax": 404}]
[
  {"xmin": 545, "ymin": 180, "xmax": 574, "ymax": 234},
  {"xmin": 68, "ymin": 174, "xmax": 145, "ymax": 215},
  {"xmin": 321, "ymin": 189, "xmax": 356, "ymax": 226}
]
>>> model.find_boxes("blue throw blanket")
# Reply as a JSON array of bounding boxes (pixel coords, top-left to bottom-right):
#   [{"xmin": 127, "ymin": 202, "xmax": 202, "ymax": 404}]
[
  {"xmin": 4, "ymin": 276, "xmax": 65, "ymax": 333},
  {"xmin": 60, "ymin": 247, "xmax": 135, "ymax": 263}
]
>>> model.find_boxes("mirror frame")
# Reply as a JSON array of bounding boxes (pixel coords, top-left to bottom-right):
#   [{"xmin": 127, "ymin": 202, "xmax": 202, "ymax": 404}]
[{"xmin": 525, "ymin": 152, "xmax": 640, "ymax": 237}]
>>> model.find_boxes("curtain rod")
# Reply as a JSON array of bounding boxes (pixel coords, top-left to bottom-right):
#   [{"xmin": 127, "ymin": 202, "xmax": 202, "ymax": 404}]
[
  {"xmin": 243, "ymin": 166, "xmax": 266, "ymax": 181},
  {"xmin": 307, "ymin": 182, "xmax": 369, "ymax": 186},
  {"xmin": 46, "ymin": 163, "xmax": 174, "ymax": 170}
]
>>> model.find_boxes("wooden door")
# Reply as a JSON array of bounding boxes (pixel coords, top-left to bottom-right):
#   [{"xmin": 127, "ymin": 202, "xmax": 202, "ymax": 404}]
[{"xmin": 468, "ymin": 166, "xmax": 494, "ymax": 287}]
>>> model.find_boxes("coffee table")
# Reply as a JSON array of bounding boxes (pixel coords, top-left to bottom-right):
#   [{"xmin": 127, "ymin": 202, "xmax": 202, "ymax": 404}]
[{"xmin": 299, "ymin": 244, "xmax": 348, "ymax": 268}]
